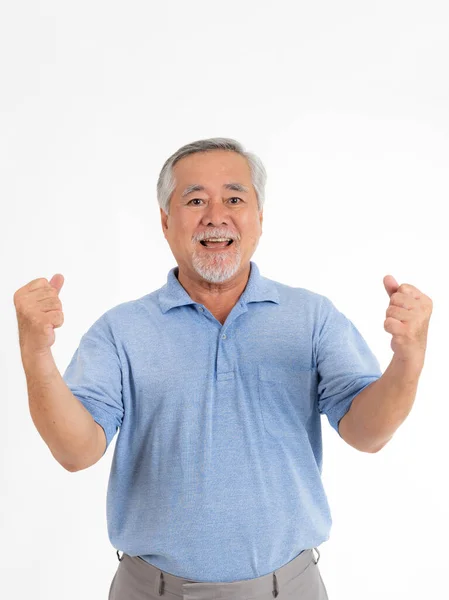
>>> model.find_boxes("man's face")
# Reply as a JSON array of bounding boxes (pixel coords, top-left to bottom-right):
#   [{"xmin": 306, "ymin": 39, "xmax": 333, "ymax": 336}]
[{"xmin": 160, "ymin": 150, "xmax": 263, "ymax": 284}]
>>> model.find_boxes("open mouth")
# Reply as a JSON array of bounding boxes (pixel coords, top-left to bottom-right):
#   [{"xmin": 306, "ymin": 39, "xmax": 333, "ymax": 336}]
[{"xmin": 199, "ymin": 239, "xmax": 234, "ymax": 248}]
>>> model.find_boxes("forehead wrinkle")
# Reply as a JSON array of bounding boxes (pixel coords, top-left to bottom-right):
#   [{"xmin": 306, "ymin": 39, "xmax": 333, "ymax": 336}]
[{"xmin": 181, "ymin": 182, "xmax": 250, "ymax": 198}]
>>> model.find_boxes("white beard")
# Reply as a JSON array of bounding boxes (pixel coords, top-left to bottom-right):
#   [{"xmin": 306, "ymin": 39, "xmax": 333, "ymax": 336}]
[{"xmin": 191, "ymin": 243, "xmax": 242, "ymax": 283}]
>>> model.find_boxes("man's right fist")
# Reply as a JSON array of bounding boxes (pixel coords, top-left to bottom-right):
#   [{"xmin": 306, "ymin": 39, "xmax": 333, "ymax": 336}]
[{"xmin": 13, "ymin": 274, "xmax": 65, "ymax": 356}]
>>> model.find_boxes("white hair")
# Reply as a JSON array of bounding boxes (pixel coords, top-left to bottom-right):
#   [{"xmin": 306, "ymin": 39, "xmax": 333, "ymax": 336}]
[{"xmin": 156, "ymin": 137, "xmax": 267, "ymax": 215}]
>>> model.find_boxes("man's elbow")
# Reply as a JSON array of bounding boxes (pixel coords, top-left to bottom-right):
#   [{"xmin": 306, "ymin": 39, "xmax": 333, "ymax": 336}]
[
  {"xmin": 57, "ymin": 457, "xmax": 84, "ymax": 472},
  {"xmin": 338, "ymin": 412, "xmax": 391, "ymax": 453},
  {"xmin": 61, "ymin": 461, "xmax": 96, "ymax": 472},
  {"xmin": 57, "ymin": 423, "xmax": 107, "ymax": 472},
  {"xmin": 55, "ymin": 452, "xmax": 98, "ymax": 472},
  {"xmin": 368, "ymin": 442, "xmax": 386, "ymax": 453},
  {"xmin": 63, "ymin": 464, "xmax": 79, "ymax": 472},
  {"xmin": 347, "ymin": 440, "xmax": 387, "ymax": 454}
]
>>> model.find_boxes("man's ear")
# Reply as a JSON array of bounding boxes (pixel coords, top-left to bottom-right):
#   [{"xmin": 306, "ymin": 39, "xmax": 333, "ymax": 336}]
[
  {"xmin": 259, "ymin": 209, "xmax": 263, "ymax": 233},
  {"xmin": 160, "ymin": 207, "xmax": 169, "ymax": 235}
]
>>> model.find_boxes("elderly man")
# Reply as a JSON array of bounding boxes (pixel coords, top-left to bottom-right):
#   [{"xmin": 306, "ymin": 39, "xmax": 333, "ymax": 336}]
[{"xmin": 15, "ymin": 138, "xmax": 432, "ymax": 599}]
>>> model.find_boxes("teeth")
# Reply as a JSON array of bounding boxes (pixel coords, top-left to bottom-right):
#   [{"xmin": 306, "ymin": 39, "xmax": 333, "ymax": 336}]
[{"xmin": 203, "ymin": 238, "xmax": 231, "ymax": 242}]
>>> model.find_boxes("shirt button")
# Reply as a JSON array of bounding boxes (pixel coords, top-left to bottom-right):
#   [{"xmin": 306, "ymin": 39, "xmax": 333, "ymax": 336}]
[
  {"xmin": 198, "ymin": 307, "xmax": 204, "ymax": 312},
  {"xmin": 222, "ymin": 334, "xmax": 227, "ymax": 339}
]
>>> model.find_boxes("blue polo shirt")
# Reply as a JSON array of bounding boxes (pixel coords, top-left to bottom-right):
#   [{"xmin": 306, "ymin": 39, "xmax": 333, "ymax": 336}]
[{"xmin": 62, "ymin": 261, "xmax": 382, "ymax": 582}]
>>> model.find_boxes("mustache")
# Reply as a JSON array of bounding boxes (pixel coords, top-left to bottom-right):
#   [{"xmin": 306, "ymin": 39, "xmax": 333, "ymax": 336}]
[{"xmin": 193, "ymin": 231, "xmax": 240, "ymax": 242}]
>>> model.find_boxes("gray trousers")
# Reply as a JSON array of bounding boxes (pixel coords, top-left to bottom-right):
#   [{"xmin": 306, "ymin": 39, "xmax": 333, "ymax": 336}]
[{"xmin": 108, "ymin": 546, "xmax": 329, "ymax": 599}]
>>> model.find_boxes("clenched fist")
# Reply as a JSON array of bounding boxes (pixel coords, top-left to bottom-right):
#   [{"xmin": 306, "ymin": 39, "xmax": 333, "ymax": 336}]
[{"xmin": 13, "ymin": 274, "xmax": 65, "ymax": 356}]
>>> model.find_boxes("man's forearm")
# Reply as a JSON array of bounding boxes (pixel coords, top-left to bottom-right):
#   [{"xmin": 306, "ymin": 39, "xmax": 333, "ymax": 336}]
[
  {"xmin": 22, "ymin": 350, "xmax": 102, "ymax": 470},
  {"xmin": 339, "ymin": 355, "xmax": 423, "ymax": 453}
]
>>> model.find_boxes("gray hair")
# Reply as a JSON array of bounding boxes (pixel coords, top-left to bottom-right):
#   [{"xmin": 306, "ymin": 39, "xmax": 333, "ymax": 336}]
[{"xmin": 156, "ymin": 137, "xmax": 267, "ymax": 215}]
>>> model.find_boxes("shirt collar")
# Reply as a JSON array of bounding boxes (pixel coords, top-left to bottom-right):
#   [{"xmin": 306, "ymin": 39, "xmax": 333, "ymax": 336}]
[{"xmin": 158, "ymin": 261, "xmax": 280, "ymax": 314}]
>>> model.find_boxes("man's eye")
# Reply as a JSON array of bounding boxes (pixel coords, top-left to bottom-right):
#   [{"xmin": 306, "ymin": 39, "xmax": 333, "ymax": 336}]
[{"xmin": 187, "ymin": 197, "xmax": 242, "ymax": 205}]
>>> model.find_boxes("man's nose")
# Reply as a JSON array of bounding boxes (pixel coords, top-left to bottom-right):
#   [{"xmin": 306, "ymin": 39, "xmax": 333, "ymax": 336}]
[{"xmin": 200, "ymin": 200, "xmax": 230, "ymax": 227}]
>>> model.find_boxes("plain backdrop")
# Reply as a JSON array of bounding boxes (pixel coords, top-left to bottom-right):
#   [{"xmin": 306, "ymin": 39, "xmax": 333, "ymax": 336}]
[{"xmin": 1, "ymin": 1, "xmax": 448, "ymax": 598}]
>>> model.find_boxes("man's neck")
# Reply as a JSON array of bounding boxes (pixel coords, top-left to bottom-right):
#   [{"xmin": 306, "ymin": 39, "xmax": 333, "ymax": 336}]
[{"xmin": 176, "ymin": 263, "xmax": 251, "ymax": 315}]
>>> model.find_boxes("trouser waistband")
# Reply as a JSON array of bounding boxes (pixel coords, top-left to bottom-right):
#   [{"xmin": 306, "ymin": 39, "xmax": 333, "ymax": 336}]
[{"xmin": 115, "ymin": 547, "xmax": 321, "ymax": 598}]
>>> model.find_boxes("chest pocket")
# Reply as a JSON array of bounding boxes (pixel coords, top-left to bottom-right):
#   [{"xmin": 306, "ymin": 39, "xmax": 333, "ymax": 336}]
[{"xmin": 257, "ymin": 365, "xmax": 318, "ymax": 439}]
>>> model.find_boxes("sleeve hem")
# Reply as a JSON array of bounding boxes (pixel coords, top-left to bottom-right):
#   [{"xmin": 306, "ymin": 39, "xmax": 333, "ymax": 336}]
[
  {"xmin": 74, "ymin": 396, "xmax": 119, "ymax": 450},
  {"xmin": 325, "ymin": 376, "xmax": 382, "ymax": 436}
]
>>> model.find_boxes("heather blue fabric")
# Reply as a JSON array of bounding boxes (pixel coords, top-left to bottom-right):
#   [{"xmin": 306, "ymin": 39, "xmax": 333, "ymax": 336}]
[{"xmin": 63, "ymin": 261, "xmax": 382, "ymax": 582}]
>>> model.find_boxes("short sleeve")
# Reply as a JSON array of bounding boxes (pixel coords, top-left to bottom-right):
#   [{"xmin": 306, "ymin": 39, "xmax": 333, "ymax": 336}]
[
  {"xmin": 316, "ymin": 296, "xmax": 383, "ymax": 437},
  {"xmin": 62, "ymin": 312, "xmax": 124, "ymax": 453}
]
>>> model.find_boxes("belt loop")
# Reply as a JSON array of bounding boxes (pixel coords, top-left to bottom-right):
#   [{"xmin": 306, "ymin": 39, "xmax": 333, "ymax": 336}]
[
  {"xmin": 116, "ymin": 550, "xmax": 123, "ymax": 562},
  {"xmin": 158, "ymin": 571, "xmax": 165, "ymax": 595},
  {"xmin": 312, "ymin": 547, "xmax": 320, "ymax": 564},
  {"xmin": 272, "ymin": 571, "xmax": 279, "ymax": 597}
]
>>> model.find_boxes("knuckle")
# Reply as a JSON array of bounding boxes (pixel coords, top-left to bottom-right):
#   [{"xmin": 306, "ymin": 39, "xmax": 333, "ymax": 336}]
[
  {"xmin": 14, "ymin": 300, "xmax": 26, "ymax": 315},
  {"xmin": 13, "ymin": 289, "xmax": 26, "ymax": 305},
  {"xmin": 398, "ymin": 283, "xmax": 413, "ymax": 295},
  {"xmin": 29, "ymin": 278, "xmax": 49, "ymax": 290},
  {"xmin": 391, "ymin": 292, "xmax": 400, "ymax": 304},
  {"xmin": 52, "ymin": 312, "xmax": 64, "ymax": 327},
  {"xmin": 44, "ymin": 297, "xmax": 61, "ymax": 309}
]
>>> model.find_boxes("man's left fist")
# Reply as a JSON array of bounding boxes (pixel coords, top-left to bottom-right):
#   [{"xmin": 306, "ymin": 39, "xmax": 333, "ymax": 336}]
[{"xmin": 383, "ymin": 275, "xmax": 433, "ymax": 366}]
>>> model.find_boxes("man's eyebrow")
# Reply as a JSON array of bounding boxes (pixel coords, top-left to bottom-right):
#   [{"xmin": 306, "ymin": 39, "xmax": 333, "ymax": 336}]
[{"xmin": 181, "ymin": 183, "xmax": 250, "ymax": 197}]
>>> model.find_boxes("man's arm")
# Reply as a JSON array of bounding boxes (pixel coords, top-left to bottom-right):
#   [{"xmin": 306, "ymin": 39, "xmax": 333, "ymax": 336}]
[
  {"xmin": 23, "ymin": 350, "xmax": 107, "ymax": 471},
  {"xmin": 339, "ymin": 355, "xmax": 423, "ymax": 453}
]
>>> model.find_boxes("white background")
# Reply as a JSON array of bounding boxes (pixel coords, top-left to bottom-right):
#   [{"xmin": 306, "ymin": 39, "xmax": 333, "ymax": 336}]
[{"xmin": 1, "ymin": 1, "xmax": 448, "ymax": 598}]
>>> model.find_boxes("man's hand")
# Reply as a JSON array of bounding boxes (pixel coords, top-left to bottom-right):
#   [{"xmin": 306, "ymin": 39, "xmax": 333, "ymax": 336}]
[
  {"xmin": 14, "ymin": 274, "xmax": 65, "ymax": 358},
  {"xmin": 383, "ymin": 275, "xmax": 433, "ymax": 368}
]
